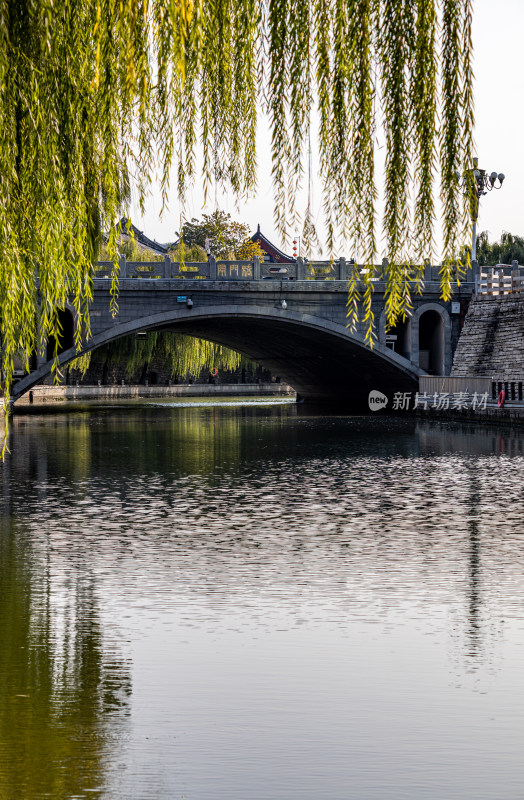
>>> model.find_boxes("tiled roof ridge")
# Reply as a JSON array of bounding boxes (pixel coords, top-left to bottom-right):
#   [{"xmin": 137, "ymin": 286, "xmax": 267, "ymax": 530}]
[
  {"xmin": 251, "ymin": 223, "xmax": 295, "ymax": 262},
  {"xmin": 119, "ymin": 217, "xmax": 168, "ymax": 254}
]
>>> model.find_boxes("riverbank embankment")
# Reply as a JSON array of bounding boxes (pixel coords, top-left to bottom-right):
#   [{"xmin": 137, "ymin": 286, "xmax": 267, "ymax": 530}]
[
  {"xmin": 415, "ymin": 404, "xmax": 524, "ymax": 427},
  {"xmin": 14, "ymin": 382, "xmax": 295, "ymax": 410},
  {"xmin": 416, "ymin": 374, "xmax": 524, "ymax": 427}
]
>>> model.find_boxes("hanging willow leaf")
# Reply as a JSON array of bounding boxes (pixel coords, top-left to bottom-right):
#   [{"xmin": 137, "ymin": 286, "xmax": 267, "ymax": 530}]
[
  {"xmin": 0, "ymin": 0, "xmax": 474, "ymax": 451},
  {"xmin": 412, "ymin": 0, "xmax": 437, "ymax": 283},
  {"xmin": 92, "ymin": 331, "xmax": 246, "ymax": 379}
]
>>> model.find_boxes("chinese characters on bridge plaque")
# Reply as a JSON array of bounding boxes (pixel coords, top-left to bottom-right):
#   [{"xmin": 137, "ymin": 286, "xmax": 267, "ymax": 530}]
[{"xmin": 217, "ymin": 262, "xmax": 253, "ymax": 279}]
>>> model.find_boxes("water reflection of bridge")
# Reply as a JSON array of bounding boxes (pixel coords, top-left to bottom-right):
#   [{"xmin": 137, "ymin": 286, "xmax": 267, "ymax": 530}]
[{"xmin": 13, "ymin": 258, "xmax": 475, "ymax": 409}]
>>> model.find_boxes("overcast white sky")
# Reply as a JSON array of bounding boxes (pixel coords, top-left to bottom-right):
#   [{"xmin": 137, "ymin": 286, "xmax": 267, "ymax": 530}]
[{"xmin": 133, "ymin": 0, "xmax": 523, "ymax": 258}]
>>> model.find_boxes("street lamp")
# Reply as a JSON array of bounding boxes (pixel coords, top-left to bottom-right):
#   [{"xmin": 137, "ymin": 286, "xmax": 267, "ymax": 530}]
[{"xmin": 456, "ymin": 157, "xmax": 505, "ymax": 261}]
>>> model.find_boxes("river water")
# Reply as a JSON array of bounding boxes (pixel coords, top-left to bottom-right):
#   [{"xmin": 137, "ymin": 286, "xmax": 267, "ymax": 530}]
[{"xmin": 1, "ymin": 401, "xmax": 524, "ymax": 799}]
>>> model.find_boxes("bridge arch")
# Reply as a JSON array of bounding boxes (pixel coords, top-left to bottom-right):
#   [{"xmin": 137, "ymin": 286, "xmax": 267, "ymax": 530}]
[
  {"xmin": 12, "ymin": 305, "xmax": 423, "ymax": 410},
  {"xmin": 411, "ymin": 303, "xmax": 451, "ymax": 375},
  {"xmin": 379, "ymin": 302, "xmax": 452, "ymax": 372}
]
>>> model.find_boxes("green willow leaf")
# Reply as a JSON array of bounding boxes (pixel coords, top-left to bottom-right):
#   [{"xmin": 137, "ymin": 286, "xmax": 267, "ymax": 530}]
[
  {"xmin": 89, "ymin": 331, "xmax": 248, "ymax": 380},
  {"xmin": 0, "ymin": 0, "xmax": 475, "ymax": 453}
]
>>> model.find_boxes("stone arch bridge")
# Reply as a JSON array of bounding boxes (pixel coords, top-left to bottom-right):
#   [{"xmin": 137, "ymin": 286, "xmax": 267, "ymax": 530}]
[{"xmin": 12, "ymin": 256, "xmax": 474, "ymax": 411}]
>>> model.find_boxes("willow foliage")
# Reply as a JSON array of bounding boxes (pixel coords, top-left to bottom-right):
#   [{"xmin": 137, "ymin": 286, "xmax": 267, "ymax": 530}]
[
  {"xmin": 93, "ymin": 332, "xmax": 246, "ymax": 378},
  {"xmin": 0, "ymin": 0, "xmax": 474, "ymax": 428}
]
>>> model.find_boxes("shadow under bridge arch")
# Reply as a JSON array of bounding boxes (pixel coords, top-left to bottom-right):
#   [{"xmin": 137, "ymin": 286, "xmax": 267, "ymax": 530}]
[
  {"xmin": 127, "ymin": 306, "xmax": 422, "ymax": 411},
  {"xmin": 12, "ymin": 306, "xmax": 423, "ymax": 411}
]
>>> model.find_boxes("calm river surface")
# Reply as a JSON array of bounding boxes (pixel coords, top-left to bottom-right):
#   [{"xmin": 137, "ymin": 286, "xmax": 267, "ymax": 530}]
[{"xmin": 1, "ymin": 401, "xmax": 524, "ymax": 799}]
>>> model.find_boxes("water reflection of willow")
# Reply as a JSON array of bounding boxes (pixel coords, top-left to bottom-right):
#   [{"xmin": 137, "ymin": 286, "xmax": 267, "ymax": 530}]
[
  {"xmin": 6, "ymin": 413, "xmax": 524, "ymax": 643},
  {"xmin": 3, "ymin": 412, "xmax": 524, "ymax": 683},
  {"xmin": 0, "ymin": 518, "xmax": 131, "ymax": 799},
  {"xmin": 9, "ymin": 404, "xmax": 295, "ymax": 479}
]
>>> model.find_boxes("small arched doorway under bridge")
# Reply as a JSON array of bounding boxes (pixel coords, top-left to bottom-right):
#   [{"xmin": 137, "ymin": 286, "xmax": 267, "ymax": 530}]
[
  {"xmin": 418, "ymin": 310, "xmax": 444, "ymax": 374},
  {"xmin": 46, "ymin": 308, "xmax": 75, "ymax": 361}
]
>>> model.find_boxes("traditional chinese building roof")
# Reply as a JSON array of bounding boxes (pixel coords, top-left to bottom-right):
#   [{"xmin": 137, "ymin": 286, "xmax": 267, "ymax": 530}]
[
  {"xmin": 119, "ymin": 218, "xmax": 169, "ymax": 255},
  {"xmin": 251, "ymin": 224, "xmax": 296, "ymax": 264}
]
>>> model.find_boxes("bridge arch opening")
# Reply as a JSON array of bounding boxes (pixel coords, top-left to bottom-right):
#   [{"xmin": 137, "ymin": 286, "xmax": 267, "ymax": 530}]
[
  {"xmin": 46, "ymin": 308, "xmax": 75, "ymax": 361},
  {"xmin": 418, "ymin": 310, "xmax": 444, "ymax": 374}
]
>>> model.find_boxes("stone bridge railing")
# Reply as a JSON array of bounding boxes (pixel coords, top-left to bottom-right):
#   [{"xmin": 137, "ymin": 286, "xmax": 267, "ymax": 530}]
[
  {"xmin": 95, "ymin": 256, "xmax": 457, "ymax": 283},
  {"xmin": 476, "ymin": 262, "xmax": 524, "ymax": 296}
]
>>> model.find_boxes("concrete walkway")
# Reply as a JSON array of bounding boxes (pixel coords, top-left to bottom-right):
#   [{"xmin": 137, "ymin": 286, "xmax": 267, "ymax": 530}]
[{"xmin": 14, "ymin": 382, "xmax": 295, "ymax": 407}]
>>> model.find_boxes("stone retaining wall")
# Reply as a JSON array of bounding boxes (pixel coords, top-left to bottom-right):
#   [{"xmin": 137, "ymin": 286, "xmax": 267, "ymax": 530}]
[
  {"xmin": 451, "ymin": 295, "xmax": 524, "ymax": 378},
  {"xmin": 416, "ymin": 404, "xmax": 524, "ymax": 427},
  {"xmin": 14, "ymin": 383, "xmax": 295, "ymax": 406}
]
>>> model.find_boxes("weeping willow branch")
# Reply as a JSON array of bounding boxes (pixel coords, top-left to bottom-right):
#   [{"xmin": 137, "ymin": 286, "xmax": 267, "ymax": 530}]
[
  {"xmin": 90, "ymin": 332, "xmax": 247, "ymax": 379},
  {"xmin": 0, "ymin": 0, "xmax": 474, "ymax": 451}
]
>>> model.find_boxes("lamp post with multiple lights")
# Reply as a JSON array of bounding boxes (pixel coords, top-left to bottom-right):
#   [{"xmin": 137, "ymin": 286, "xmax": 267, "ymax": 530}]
[{"xmin": 456, "ymin": 157, "xmax": 505, "ymax": 262}]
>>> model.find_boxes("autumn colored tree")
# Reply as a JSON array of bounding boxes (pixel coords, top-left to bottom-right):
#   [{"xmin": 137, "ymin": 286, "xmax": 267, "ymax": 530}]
[{"xmin": 177, "ymin": 211, "xmax": 264, "ymax": 260}]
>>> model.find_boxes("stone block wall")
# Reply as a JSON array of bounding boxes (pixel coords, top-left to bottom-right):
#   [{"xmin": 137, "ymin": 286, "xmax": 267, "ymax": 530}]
[{"xmin": 451, "ymin": 295, "xmax": 524, "ymax": 378}]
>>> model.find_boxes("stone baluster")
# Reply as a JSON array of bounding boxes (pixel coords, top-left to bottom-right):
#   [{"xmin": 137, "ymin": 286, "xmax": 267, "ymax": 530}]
[
  {"xmin": 296, "ymin": 256, "xmax": 305, "ymax": 280},
  {"xmin": 209, "ymin": 255, "xmax": 217, "ymax": 280},
  {"xmin": 253, "ymin": 256, "xmax": 261, "ymax": 280},
  {"xmin": 119, "ymin": 254, "xmax": 127, "ymax": 278},
  {"xmin": 338, "ymin": 257, "xmax": 346, "ymax": 281},
  {"xmin": 164, "ymin": 253, "xmax": 171, "ymax": 278}
]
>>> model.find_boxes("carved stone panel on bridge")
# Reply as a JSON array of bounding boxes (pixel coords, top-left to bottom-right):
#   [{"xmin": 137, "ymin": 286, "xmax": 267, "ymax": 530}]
[{"xmin": 216, "ymin": 261, "xmax": 254, "ymax": 280}]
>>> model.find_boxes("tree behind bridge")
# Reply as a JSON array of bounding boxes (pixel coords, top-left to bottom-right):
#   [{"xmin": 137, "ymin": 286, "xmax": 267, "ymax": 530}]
[
  {"xmin": 176, "ymin": 211, "xmax": 264, "ymax": 260},
  {"xmin": 476, "ymin": 232, "xmax": 524, "ymax": 267}
]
